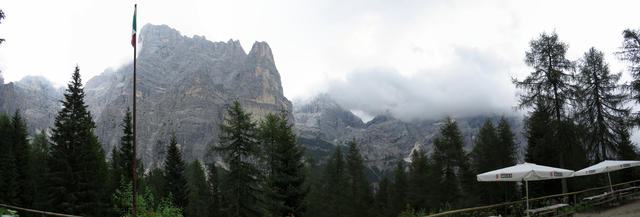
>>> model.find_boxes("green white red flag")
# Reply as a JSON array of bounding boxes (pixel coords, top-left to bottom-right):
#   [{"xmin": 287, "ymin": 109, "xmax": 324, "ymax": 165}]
[{"xmin": 132, "ymin": 6, "xmax": 137, "ymax": 47}]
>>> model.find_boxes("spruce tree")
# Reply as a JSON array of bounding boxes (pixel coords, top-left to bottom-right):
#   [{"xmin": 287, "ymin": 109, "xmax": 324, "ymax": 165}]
[
  {"xmin": 164, "ymin": 134, "xmax": 188, "ymax": 210},
  {"xmin": 390, "ymin": 160, "xmax": 408, "ymax": 216},
  {"xmin": 344, "ymin": 140, "xmax": 374, "ymax": 217},
  {"xmin": 407, "ymin": 149, "xmax": 432, "ymax": 211},
  {"xmin": 214, "ymin": 101, "xmax": 263, "ymax": 217},
  {"xmin": 47, "ymin": 66, "xmax": 109, "ymax": 215},
  {"xmin": 207, "ymin": 164, "xmax": 222, "ymax": 217},
  {"xmin": 320, "ymin": 146, "xmax": 348, "ymax": 217},
  {"xmin": 374, "ymin": 177, "xmax": 392, "ymax": 217},
  {"xmin": 494, "ymin": 117, "xmax": 518, "ymax": 200},
  {"xmin": 115, "ymin": 108, "xmax": 143, "ymax": 185},
  {"xmin": 574, "ymin": 47, "xmax": 630, "ymax": 161},
  {"xmin": 513, "ymin": 32, "xmax": 576, "ymax": 193},
  {"xmin": 185, "ymin": 160, "xmax": 211, "ymax": 217},
  {"xmin": 0, "ymin": 112, "xmax": 17, "ymax": 204},
  {"xmin": 258, "ymin": 113, "xmax": 308, "ymax": 217},
  {"xmin": 9, "ymin": 111, "xmax": 33, "ymax": 207},
  {"xmin": 30, "ymin": 129, "xmax": 50, "ymax": 210}
]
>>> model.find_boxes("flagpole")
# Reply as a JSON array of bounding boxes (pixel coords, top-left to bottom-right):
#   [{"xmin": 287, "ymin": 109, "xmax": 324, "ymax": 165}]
[{"xmin": 132, "ymin": 4, "xmax": 138, "ymax": 217}]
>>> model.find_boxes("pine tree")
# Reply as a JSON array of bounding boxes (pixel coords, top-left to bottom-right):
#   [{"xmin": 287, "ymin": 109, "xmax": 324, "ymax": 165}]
[
  {"xmin": 258, "ymin": 113, "xmax": 308, "ymax": 217},
  {"xmin": 431, "ymin": 117, "xmax": 468, "ymax": 208},
  {"xmin": 164, "ymin": 134, "xmax": 188, "ymax": 210},
  {"xmin": 214, "ymin": 101, "xmax": 263, "ymax": 217},
  {"xmin": 513, "ymin": 32, "xmax": 576, "ymax": 193},
  {"xmin": 116, "ymin": 108, "xmax": 143, "ymax": 185},
  {"xmin": 320, "ymin": 146, "xmax": 348, "ymax": 217},
  {"xmin": 185, "ymin": 160, "xmax": 211, "ymax": 217},
  {"xmin": 494, "ymin": 117, "xmax": 518, "ymax": 200},
  {"xmin": 207, "ymin": 164, "xmax": 222, "ymax": 217},
  {"xmin": 344, "ymin": 140, "xmax": 374, "ymax": 217},
  {"xmin": 9, "ymin": 110, "xmax": 33, "ymax": 207},
  {"xmin": 407, "ymin": 149, "xmax": 432, "ymax": 211},
  {"xmin": 390, "ymin": 160, "xmax": 408, "ymax": 216},
  {"xmin": 47, "ymin": 66, "xmax": 109, "ymax": 215},
  {"xmin": 574, "ymin": 47, "xmax": 630, "ymax": 161}
]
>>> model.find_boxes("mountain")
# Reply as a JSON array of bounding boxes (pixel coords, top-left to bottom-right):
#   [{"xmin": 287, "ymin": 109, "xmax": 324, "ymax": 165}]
[
  {"xmin": 294, "ymin": 94, "xmax": 525, "ymax": 180},
  {"xmin": 0, "ymin": 76, "xmax": 62, "ymax": 133},
  {"xmin": 84, "ymin": 24, "xmax": 292, "ymax": 169},
  {"xmin": 0, "ymin": 24, "xmax": 292, "ymax": 170}
]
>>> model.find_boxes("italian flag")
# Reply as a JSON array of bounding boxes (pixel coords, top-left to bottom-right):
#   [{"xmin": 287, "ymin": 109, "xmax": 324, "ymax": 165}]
[{"xmin": 131, "ymin": 6, "xmax": 137, "ymax": 47}]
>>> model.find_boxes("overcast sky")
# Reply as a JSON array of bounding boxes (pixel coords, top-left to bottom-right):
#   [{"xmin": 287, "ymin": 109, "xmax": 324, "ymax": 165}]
[{"xmin": 1, "ymin": 0, "xmax": 640, "ymax": 121}]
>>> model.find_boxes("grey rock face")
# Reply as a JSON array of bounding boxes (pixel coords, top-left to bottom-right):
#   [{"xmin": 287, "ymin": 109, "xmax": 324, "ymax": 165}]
[
  {"xmin": 84, "ymin": 24, "xmax": 293, "ymax": 169},
  {"xmin": 0, "ymin": 76, "xmax": 62, "ymax": 133},
  {"xmin": 294, "ymin": 94, "xmax": 525, "ymax": 180}
]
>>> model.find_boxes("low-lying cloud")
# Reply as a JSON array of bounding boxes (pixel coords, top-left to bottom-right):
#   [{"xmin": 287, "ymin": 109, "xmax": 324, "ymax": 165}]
[{"xmin": 326, "ymin": 47, "xmax": 520, "ymax": 121}]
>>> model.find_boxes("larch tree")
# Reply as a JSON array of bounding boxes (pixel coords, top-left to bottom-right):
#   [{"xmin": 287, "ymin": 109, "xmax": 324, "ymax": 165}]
[{"xmin": 574, "ymin": 47, "xmax": 630, "ymax": 161}]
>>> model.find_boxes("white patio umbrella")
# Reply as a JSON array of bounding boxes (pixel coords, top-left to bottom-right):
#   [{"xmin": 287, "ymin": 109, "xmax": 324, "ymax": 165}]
[
  {"xmin": 574, "ymin": 160, "xmax": 640, "ymax": 192},
  {"xmin": 477, "ymin": 162, "xmax": 574, "ymax": 217}
]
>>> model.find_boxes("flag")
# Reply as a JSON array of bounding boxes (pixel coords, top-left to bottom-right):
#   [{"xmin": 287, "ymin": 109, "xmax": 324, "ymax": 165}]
[{"xmin": 131, "ymin": 6, "xmax": 137, "ymax": 47}]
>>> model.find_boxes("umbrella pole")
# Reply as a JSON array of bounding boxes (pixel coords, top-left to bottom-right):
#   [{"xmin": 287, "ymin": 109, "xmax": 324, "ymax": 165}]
[
  {"xmin": 526, "ymin": 180, "xmax": 529, "ymax": 217},
  {"xmin": 607, "ymin": 172, "xmax": 613, "ymax": 192}
]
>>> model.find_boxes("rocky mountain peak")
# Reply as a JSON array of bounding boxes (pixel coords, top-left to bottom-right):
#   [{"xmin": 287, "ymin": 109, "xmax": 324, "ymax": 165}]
[{"xmin": 248, "ymin": 41, "xmax": 274, "ymax": 64}]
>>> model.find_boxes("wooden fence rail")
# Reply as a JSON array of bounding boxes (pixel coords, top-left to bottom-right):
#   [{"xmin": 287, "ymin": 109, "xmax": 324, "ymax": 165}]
[
  {"xmin": 426, "ymin": 179, "xmax": 640, "ymax": 217},
  {"xmin": 0, "ymin": 203, "xmax": 82, "ymax": 217}
]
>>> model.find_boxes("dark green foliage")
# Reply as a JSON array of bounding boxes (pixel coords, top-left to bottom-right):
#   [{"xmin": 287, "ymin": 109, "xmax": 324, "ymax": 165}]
[
  {"xmin": 30, "ymin": 129, "xmax": 50, "ymax": 210},
  {"xmin": 514, "ymin": 32, "xmax": 577, "ymax": 193},
  {"xmin": 114, "ymin": 108, "xmax": 143, "ymax": 185},
  {"xmin": 0, "ymin": 112, "xmax": 18, "ymax": 205},
  {"xmin": 344, "ymin": 140, "xmax": 374, "ymax": 217},
  {"xmin": 407, "ymin": 149, "xmax": 432, "ymax": 211},
  {"xmin": 574, "ymin": 47, "xmax": 630, "ymax": 161},
  {"xmin": 145, "ymin": 168, "xmax": 166, "ymax": 207},
  {"xmin": 431, "ymin": 117, "xmax": 470, "ymax": 208},
  {"xmin": 164, "ymin": 134, "xmax": 188, "ymax": 210},
  {"xmin": 47, "ymin": 66, "xmax": 109, "ymax": 215},
  {"xmin": 215, "ymin": 101, "xmax": 263, "ymax": 217},
  {"xmin": 10, "ymin": 111, "xmax": 33, "ymax": 207},
  {"xmin": 207, "ymin": 164, "xmax": 223, "ymax": 217},
  {"xmin": 320, "ymin": 146, "xmax": 348, "ymax": 217},
  {"xmin": 374, "ymin": 177, "xmax": 393, "ymax": 217},
  {"xmin": 185, "ymin": 160, "xmax": 211, "ymax": 217},
  {"xmin": 471, "ymin": 118, "xmax": 518, "ymax": 205},
  {"xmin": 258, "ymin": 113, "xmax": 308, "ymax": 217},
  {"xmin": 390, "ymin": 160, "xmax": 408, "ymax": 216}
]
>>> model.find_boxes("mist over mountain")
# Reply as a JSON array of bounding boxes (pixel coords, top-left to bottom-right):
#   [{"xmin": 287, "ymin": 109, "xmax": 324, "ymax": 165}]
[{"xmin": 0, "ymin": 24, "xmax": 528, "ymax": 179}]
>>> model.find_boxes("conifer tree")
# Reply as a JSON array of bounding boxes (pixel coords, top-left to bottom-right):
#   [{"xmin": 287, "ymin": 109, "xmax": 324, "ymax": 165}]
[
  {"xmin": 344, "ymin": 140, "xmax": 374, "ymax": 217},
  {"xmin": 9, "ymin": 111, "xmax": 33, "ymax": 207},
  {"xmin": 0, "ymin": 112, "xmax": 17, "ymax": 204},
  {"xmin": 407, "ymin": 149, "xmax": 432, "ymax": 211},
  {"xmin": 494, "ymin": 117, "xmax": 518, "ymax": 200},
  {"xmin": 374, "ymin": 177, "xmax": 393, "ymax": 217},
  {"xmin": 320, "ymin": 146, "xmax": 348, "ymax": 217},
  {"xmin": 618, "ymin": 28, "xmax": 640, "ymax": 122},
  {"xmin": 207, "ymin": 164, "xmax": 222, "ymax": 217},
  {"xmin": 513, "ymin": 32, "xmax": 576, "ymax": 193},
  {"xmin": 30, "ymin": 129, "xmax": 50, "ymax": 210},
  {"xmin": 47, "ymin": 66, "xmax": 109, "ymax": 215},
  {"xmin": 214, "ymin": 101, "xmax": 263, "ymax": 217},
  {"xmin": 164, "ymin": 134, "xmax": 188, "ymax": 210},
  {"xmin": 185, "ymin": 160, "xmax": 211, "ymax": 217},
  {"xmin": 390, "ymin": 160, "xmax": 408, "ymax": 216},
  {"xmin": 431, "ymin": 117, "xmax": 468, "ymax": 208},
  {"xmin": 574, "ymin": 47, "xmax": 630, "ymax": 161},
  {"xmin": 258, "ymin": 113, "xmax": 308, "ymax": 217}
]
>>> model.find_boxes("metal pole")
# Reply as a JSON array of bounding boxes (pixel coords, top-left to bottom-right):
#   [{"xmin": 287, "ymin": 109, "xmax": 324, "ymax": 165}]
[
  {"xmin": 526, "ymin": 180, "xmax": 529, "ymax": 217},
  {"xmin": 132, "ymin": 4, "xmax": 137, "ymax": 217},
  {"xmin": 607, "ymin": 172, "xmax": 613, "ymax": 192}
]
